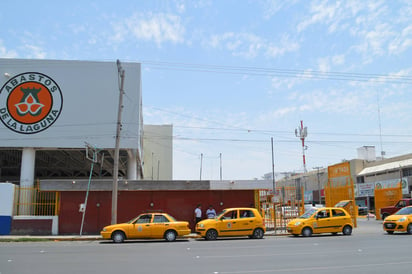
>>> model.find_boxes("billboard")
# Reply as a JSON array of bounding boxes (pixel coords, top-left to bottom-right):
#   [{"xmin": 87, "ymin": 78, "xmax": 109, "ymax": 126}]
[{"xmin": 0, "ymin": 59, "xmax": 142, "ymax": 149}]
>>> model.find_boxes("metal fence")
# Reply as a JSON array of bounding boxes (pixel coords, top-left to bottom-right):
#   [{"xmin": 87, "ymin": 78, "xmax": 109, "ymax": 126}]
[{"xmin": 13, "ymin": 186, "xmax": 60, "ymax": 216}]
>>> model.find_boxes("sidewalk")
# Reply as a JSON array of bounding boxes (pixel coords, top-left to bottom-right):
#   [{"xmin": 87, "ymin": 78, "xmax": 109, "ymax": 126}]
[{"xmin": 0, "ymin": 218, "xmax": 383, "ymax": 242}]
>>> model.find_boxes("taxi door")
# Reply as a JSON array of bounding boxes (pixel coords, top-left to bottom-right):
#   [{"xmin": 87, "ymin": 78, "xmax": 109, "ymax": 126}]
[
  {"xmin": 129, "ymin": 214, "xmax": 153, "ymax": 238},
  {"xmin": 313, "ymin": 209, "xmax": 333, "ymax": 234},
  {"xmin": 217, "ymin": 209, "xmax": 242, "ymax": 236},
  {"xmin": 238, "ymin": 209, "xmax": 256, "ymax": 235},
  {"xmin": 150, "ymin": 214, "xmax": 168, "ymax": 238},
  {"xmin": 330, "ymin": 208, "xmax": 349, "ymax": 231}
]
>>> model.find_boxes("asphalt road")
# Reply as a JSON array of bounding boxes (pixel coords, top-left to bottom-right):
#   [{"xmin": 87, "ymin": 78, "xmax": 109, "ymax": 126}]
[{"xmin": 1, "ymin": 219, "xmax": 411, "ymax": 274}]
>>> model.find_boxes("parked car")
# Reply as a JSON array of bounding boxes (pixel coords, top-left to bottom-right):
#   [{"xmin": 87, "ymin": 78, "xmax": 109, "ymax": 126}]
[
  {"xmin": 380, "ymin": 199, "xmax": 412, "ymax": 220},
  {"xmin": 382, "ymin": 206, "xmax": 412, "ymax": 234},
  {"xmin": 195, "ymin": 207, "xmax": 266, "ymax": 240},
  {"xmin": 100, "ymin": 212, "xmax": 191, "ymax": 243},
  {"xmin": 286, "ymin": 207, "xmax": 353, "ymax": 237}
]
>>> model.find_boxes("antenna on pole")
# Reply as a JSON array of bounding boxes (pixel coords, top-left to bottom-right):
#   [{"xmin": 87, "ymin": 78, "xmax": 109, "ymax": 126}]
[{"xmin": 295, "ymin": 120, "xmax": 308, "ymax": 173}]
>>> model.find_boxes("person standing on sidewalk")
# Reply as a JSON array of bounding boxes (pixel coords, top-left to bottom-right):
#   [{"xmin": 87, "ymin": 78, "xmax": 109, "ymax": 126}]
[
  {"xmin": 194, "ymin": 204, "xmax": 202, "ymax": 224},
  {"xmin": 206, "ymin": 205, "xmax": 217, "ymax": 219}
]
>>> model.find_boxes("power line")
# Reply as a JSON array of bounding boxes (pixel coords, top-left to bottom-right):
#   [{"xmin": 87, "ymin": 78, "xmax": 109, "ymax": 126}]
[{"xmin": 139, "ymin": 60, "xmax": 412, "ymax": 85}]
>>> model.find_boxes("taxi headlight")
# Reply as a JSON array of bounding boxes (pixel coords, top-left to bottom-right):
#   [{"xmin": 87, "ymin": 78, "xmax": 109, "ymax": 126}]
[
  {"xmin": 102, "ymin": 228, "xmax": 107, "ymax": 232},
  {"xmin": 398, "ymin": 217, "xmax": 406, "ymax": 222},
  {"xmin": 294, "ymin": 222, "xmax": 301, "ymax": 226},
  {"xmin": 198, "ymin": 223, "xmax": 204, "ymax": 228}
]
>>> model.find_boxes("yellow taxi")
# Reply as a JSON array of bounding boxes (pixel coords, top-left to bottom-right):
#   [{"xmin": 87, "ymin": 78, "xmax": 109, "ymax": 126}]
[
  {"xmin": 287, "ymin": 207, "xmax": 353, "ymax": 237},
  {"xmin": 383, "ymin": 205, "xmax": 412, "ymax": 234},
  {"xmin": 195, "ymin": 207, "xmax": 266, "ymax": 240},
  {"xmin": 100, "ymin": 212, "xmax": 191, "ymax": 243}
]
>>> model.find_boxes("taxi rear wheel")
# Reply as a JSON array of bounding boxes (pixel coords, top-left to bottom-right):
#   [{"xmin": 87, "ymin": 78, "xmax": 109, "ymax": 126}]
[
  {"xmin": 407, "ymin": 224, "xmax": 412, "ymax": 234},
  {"xmin": 252, "ymin": 228, "xmax": 264, "ymax": 239},
  {"xmin": 112, "ymin": 231, "xmax": 125, "ymax": 243},
  {"xmin": 205, "ymin": 229, "xmax": 218, "ymax": 240},
  {"xmin": 301, "ymin": 227, "xmax": 312, "ymax": 237},
  {"xmin": 387, "ymin": 231, "xmax": 394, "ymax": 234},
  {"xmin": 164, "ymin": 230, "xmax": 177, "ymax": 242},
  {"xmin": 342, "ymin": 225, "xmax": 352, "ymax": 235}
]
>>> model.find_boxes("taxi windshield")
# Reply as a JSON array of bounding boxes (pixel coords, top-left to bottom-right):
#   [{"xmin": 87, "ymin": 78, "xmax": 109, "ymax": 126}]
[
  {"xmin": 394, "ymin": 207, "xmax": 412, "ymax": 215},
  {"xmin": 299, "ymin": 208, "xmax": 317, "ymax": 219},
  {"xmin": 127, "ymin": 217, "xmax": 139, "ymax": 223},
  {"xmin": 216, "ymin": 209, "xmax": 228, "ymax": 218}
]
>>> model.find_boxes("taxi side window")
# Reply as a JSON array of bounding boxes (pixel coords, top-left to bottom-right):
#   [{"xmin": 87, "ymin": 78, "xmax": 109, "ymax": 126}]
[
  {"xmin": 222, "ymin": 211, "xmax": 238, "ymax": 220},
  {"xmin": 153, "ymin": 215, "xmax": 168, "ymax": 223},
  {"xmin": 317, "ymin": 210, "xmax": 329, "ymax": 218},
  {"xmin": 136, "ymin": 214, "xmax": 152, "ymax": 223},
  {"xmin": 241, "ymin": 210, "xmax": 254, "ymax": 218},
  {"xmin": 332, "ymin": 209, "xmax": 345, "ymax": 217}
]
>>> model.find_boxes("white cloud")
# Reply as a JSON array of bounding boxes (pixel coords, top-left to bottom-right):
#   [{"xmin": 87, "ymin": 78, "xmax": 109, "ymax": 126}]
[
  {"xmin": 265, "ymin": 34, "xmax": 300, "ymax": 58},
  {"xmin": 297, "ymin": 1, "xmax": 343, "ymax": 33},
  {"xmin": 0, "ymin": 41, "xmax": 18, "ymax": 58},
  {"xmin": 262, "ymin": 0, "xmax": 299, "ymax": 19},
  {"xmin": 332, "ymin": 54, "xmax": 345, "ymax": 65},
  {"xmin": 208, "ymin": 32, "xmax": 263, "ymax": 59},
  {"xmin": 112, "ymin": 12, "xmax": 185, "ymax": 47},
  {"xmin": 353, "ymin": 23, "xmax": 395, "ymax": 59},
  {"xmin": 317, "ymin": 57, "xmax": 330, "ymax": 73},
  {"xmin": 206, "ymin": 32, "xmax": 299, "ymax": 59},
  {"xmin": 22, "ymin": 44, "xmax": 46, "ymax": 59},
  {"xmin": 388, "ymin": 25, "xmax": 412, "ymax": 54},
  {"xmin": 317, "ymin": 54, "xmax": 345, "ymax": 72}
]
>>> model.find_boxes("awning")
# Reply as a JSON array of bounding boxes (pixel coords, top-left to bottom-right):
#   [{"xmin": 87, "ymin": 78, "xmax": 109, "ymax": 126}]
[{"xmin": 358, "ymin": 158, "xmax": 412, "ymax": 176}]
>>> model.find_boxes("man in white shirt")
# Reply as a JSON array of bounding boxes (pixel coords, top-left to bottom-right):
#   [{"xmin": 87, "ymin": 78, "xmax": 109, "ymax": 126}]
[
  {"xmin": 194, "ymin": 204, "xmax": 202, "ymax": 224},
  {"xmin": 206, "ymin": 205, "xmax": 216, "ymax": 218}
]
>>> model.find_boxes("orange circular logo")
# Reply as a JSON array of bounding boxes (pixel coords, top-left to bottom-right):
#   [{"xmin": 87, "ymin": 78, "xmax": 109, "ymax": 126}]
[{"xmin": 0, "ymin": 72, "xmax": 63, "ymax": 134}]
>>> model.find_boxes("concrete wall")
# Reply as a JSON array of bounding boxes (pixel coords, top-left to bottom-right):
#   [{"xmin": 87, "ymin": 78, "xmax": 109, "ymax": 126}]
[
  {"xmin": 143, "ymin": 124, "xmax": 173, "ymax": 180},
  {"xmin": 0, "ymin": 183, "xmax": 15, "ymax": 235},
  {"xmin": 58, "ymin": 189, "xmax": 255, "ymax": 234}
]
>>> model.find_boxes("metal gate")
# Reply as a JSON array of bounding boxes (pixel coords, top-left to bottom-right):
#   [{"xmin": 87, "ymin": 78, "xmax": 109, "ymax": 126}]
[
  {"xmin": 374, "ymin": 184, "xmax": 402, "ymax": 220},
  {"xmin": 258, "ymin": 186, "xmax": 304, "ymax": 234},
  {"xmin": 13, "ymin": 185, "xmax": 60, "ymax": 216}
]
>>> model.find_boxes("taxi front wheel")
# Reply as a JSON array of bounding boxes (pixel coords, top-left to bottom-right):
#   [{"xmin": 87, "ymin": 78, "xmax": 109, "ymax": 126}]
[
  {"xmin": 205, "ymin": 229, "xmax": 218, "ymax": 240},
  {"xmin": 301, "ymin": 227, "xmax": 312, "ymax": 237},
  {"xmin": 407, "ymin": 224, "xmax": 412, "ymax": 234},
  {"xmin": 112, "ymin": 231, "xmax": 125, "ymax": 243}
]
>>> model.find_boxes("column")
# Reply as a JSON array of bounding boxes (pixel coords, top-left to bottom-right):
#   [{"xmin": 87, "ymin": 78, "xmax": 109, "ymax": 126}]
[{"xmin": 19, "ymin": 148, "xmax": 36, "ymax": 215}]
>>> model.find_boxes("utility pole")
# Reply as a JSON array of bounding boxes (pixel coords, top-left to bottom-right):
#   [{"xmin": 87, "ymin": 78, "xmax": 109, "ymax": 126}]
[
  {"xmin": 313, "ymin": 166, "xmax": 323, "ymax": 204},
  {"xmin": 271, "ymin": 137, "xmax": 276, "ymax": 196},
  {"xmin": 271, "ymin": 137, "xmax": 277, "ymax": 235},
  {"xmin": 151, "ymin": 152, "xmax": 154, "ymax": 180},
  {"xmin": 200, "ymin": 153, "xmax": 203, "ymax": 180},
  {"xmin": 219, "ymin": 153, "xmax": 222, "ymax": 181},
  {"xmin": 112, "ymin": 59, "xmax": 125, "ymax": 225}
]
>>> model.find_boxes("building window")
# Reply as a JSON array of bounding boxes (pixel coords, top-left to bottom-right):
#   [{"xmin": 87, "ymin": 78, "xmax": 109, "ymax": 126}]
[
  {"xmin": 357, "ymin": 176, "xmax": 365, "ymax": 184},
  {"xmin": 402, "ymin": 168, "xmax": 412, "ymax": 177}
]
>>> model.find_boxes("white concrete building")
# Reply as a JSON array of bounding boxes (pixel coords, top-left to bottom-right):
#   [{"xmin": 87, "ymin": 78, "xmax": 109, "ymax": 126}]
[
  {"xmin": 142, "ymin": 124, "xmax": 173, "ymax": 180},
  {"xmin": 0, "ymin": 58, "xmax": 144, "ymax": 184}
]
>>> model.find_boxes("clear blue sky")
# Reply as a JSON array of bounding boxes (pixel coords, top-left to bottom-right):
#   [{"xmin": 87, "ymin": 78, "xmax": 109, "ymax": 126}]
[{"xmin": 2, "ymin": 1, "xmax": 412, "ymax": 180}]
